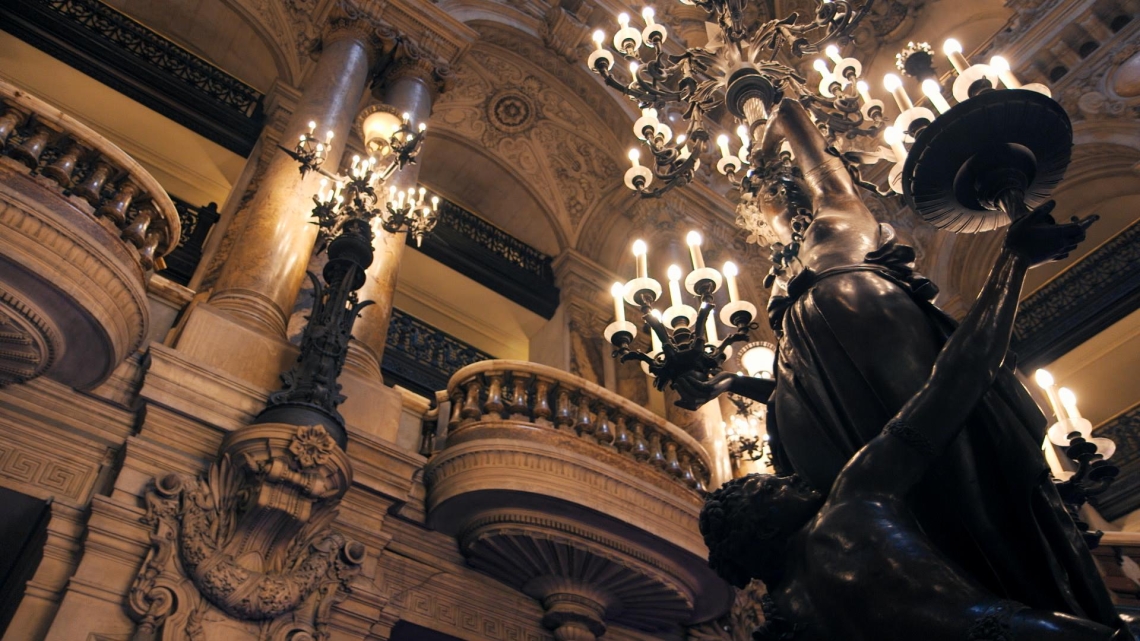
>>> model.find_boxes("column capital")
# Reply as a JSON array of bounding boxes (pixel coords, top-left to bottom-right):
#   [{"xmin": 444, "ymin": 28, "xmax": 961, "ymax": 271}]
[{"xmin": 376, "ymin": 49, "xmax": 452, "ymax": 101}]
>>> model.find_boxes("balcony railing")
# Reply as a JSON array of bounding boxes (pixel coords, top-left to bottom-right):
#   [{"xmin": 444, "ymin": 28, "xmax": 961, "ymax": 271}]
[
  {"xmin": 442, "ymin": 360, "xmax": 712, "ymax": 492},
  {"xmin": 0, "ymin": 79, "xmax": 180, "ymax": 269}
]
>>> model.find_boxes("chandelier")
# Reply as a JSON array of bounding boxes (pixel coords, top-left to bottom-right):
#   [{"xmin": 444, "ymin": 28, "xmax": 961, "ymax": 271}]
[
  {"xmin": 284, "ymin": 113, "xmax": 439, "ymax": 249},
  {"xmin": 586, "ymin": 0, "xmax": 1067, "ymax": 237},
  {"xmin": 603, "ymin": 231, "xmax": 760, "ymax": 393}
]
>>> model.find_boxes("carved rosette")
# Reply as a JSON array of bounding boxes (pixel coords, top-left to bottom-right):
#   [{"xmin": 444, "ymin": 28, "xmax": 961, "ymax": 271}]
[{"xmin": 128, "ymin": 423, "xmax": 362, "ymax": 640}]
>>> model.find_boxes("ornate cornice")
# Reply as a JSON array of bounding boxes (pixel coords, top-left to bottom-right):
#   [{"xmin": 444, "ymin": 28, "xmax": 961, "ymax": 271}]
[{"xmin": 1094, "ymin": 403, "xmax": 1140, "ymax": 520}]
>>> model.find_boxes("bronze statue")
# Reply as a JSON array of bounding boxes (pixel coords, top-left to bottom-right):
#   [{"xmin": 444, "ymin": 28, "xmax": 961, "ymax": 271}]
[
  {"xmin": 677, "ymin": 98, "xmax": 1128, "ymax": 632},
  {"xmin": 698, "ymin": 205, "xmax": 1125, "ymax": 639}
]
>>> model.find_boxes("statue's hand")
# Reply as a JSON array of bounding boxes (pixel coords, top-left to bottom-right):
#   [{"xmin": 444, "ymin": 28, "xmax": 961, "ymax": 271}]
[
  {"xmin": 672, "ymin": 372, "xmax": 738, "ymax": 410},
  {"xmin": 1005, "ymin": 201, "xmax": 1098, "ymax": 267}
]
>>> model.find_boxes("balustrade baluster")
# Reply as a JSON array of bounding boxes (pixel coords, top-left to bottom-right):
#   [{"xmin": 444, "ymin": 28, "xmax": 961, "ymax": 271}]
[
  {"xmin": 648, "ymin": 432, "xmax": 666, "ymax": 468},
  {"xmin": 42, "ymin": 139, "xmax": 84, "ymax": 187},
  {"xmin": 483, "ymin": 373, "xmax": 505, "ymax": 416},
  {"xmin": 595, "ymin": 408, "xmax": 614, "ymax": 446},
  {"xmin": 679, "ymin": 453, "xmax": 699, "ymax": 488},
  {"xmin": 664, "ymin": 442, "xmax": 683, "ymax": 476},
  {"xmin": 554, "ymin": 386, "xmax": 575, "ymax": 431},
  {"xmin": 631, "ymin": 422, "xmax": 650, "ymax": 460},
  {"xmin": 122, "ymin": 203, "xmax": 154, "ymax": 247},
  {"xmin": 448, "ymin": 393, "xmax": 464, "ymax": 431},
  {"xmin": 533, "ymin": 378, "xmax": 553, "ymax": 426},
  {"xmin": 508, "ymin": 374, "xmax": 530, "ymax": 419},
  {"xmin": 575, "ymin": 394, "xmax": 595, "ymax": 440},
  {"xmin": 10, "ymin": 122, "xmax": 53, "ymax": 169},
  {"xmin": 72, "ymin": 160, "xmax": 113, "ymax": 205},
  {"xmin": 461, "ymin": 378, "xmax": 483, "ymax": 422},
  {"xmin": 613, "ymin": 416, "xmax": 632, "ymax": 451},
  {"xmin": 138, "ymin": 230, "xmax": 163, "ymax": 271},
  {"xmin": 98, "ymin": 180, "xmax": 139, "ymax": 226},
  {"xmin": 0, "ymin": 105, "xmax": 25, "ymax": 146}
]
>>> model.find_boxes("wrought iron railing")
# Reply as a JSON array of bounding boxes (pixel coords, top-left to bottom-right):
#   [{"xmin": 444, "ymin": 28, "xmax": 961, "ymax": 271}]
[
  {"xmin": 160, "ymin": 198, "xmax": 220, "ymax": 286},
  {"xmin": 382, "ymin": 308, "xmax": 493, "ymax": 398},
  {"xmin": 435, "ymin": 199, "xmax": 554, "ymax": 282}
]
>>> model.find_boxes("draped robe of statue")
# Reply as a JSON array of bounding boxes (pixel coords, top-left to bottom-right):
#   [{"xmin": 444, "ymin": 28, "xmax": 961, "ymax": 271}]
[{"xmin": 750, "ymin": 98, "xmax": 1121, "ymax": 628}]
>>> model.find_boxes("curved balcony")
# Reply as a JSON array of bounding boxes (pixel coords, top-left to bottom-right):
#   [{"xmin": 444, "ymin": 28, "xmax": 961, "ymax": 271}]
[
  {"xmin": 425, "ymin": 360, "xmax": 731, "ymax": 640},
  {"xmin": 0, "ymin": 79, "xmax": 179, "ymax": 389}
]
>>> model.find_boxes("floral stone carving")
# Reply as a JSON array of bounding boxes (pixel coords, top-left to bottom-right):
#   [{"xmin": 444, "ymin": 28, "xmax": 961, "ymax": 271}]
[{"xmin": 128, "ymin": 423, "xmax": 362, "ymax": 641}]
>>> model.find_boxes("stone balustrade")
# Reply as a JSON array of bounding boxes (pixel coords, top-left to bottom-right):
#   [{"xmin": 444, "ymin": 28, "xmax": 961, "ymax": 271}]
[
  {"xmin": 426, "ymin": 360, "xmax": 730, "ymax": 639},
  {"xmin": 0, "ymin": 78, "xmax": 179, "ymax": 389},
  {"xmin": 443, "ymin": 359, "xmax": 712, "ymax": 493},
  {"xmin": 0, "ymin": 79, "xmax": 180, "ymax": 270}
]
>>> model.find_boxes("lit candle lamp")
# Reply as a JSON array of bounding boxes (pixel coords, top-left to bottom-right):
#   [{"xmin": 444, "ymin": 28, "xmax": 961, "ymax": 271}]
[
  {"xmin": 1059, "ymin": 387, "xmax": 1082, "ymax": 420},
  {"xmin": 716, "ymin": 134, "xmax": 732, "ymax": 160},
  {"xmin": 628, "ymin": 148, "xmax": 642, "ymax": 169},
  {"xmin": 633, "ymin": 239, "xmax": 648, "ymax": 279},
  {"xmin": 943, "ymin": 39, "xmax": 970, "ymax": 75},
  {"xmin": 856, "ymin": 80, "xmax": 872, "ymax": 104},
  {"xmin": 922, "ymin": 79, "xmax": 952, "ymax": 114},
  {"xmin": 989, "ymin": 56, "xmax": 1022, "ymax": 89},
  {"xmin": 814, "ymin": 59, "xmax": 835, "ymax": 82},
  {"xmin": 325, "ymin": 130, "xmax": 334, "ymax": 143},
  {"xmin": 883, "ymin": 126, "xmax": 908, "ymax": 164},
  {"xmin": 723, "ymin": 261, "xmax": 740, "ymax": 302},
  {"xmin": 667, "ymin": 265, "xmax": 684, "ymax": 307},
  {"xmin": 307, "ymin": 120, "xmax": 316, "ymax": 135},
  {"xmin": 611, "ymin": 282, "xmax": 626, "ymax": 324},
  {"xmin": 1034, "ymin": 369, "xmax": 1067, "ymax": 421},
  {"xmin": 686, "ymin": 231, "xmax": 705, "ymax": 270},
  {"xmin": 825, "ymin": 45, "xmax": 843, "ymax": 65},
  {"xmin": 884, "ymin": 74, "xmax": 914, "ymax": 111},
  {"xmin": 592, "ymin": 29, "xmax": 605, "ymax": 51}
]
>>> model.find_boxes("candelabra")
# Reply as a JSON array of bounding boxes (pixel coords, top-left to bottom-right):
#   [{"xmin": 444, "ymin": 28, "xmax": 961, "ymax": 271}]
[
  {"xmin": 254, "ymin": 111, "xmax": 435, "ymax": 449},
  {"xmin": 603, "ymin": 231, "xmax": 759, "ymax": 393},
  {"xmin": 587, "ymin": 0, "xmax": 1069, "ymax": 236},
  {"xmin": 1034, "ymin": 368, "xmax": 1120, "ymax": 548}
]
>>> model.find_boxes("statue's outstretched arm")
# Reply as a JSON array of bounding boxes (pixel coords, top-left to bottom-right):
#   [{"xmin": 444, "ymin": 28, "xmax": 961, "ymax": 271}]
[{"xmin": 832, "ymin": 204, "xmax": 1094, "ymax": 496}]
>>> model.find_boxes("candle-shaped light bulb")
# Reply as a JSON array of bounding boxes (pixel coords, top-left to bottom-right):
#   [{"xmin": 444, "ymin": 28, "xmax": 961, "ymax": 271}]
[
  {"xmin": 825, "ymin": 45, "xmax": 842, "ymax": 64},
  {"xmin": 592, "ymin": 29, "xmax": 605, "ymax": 50},
  {"xmin": 632, "ymin": 239, "xmax": 648, "ymax": 279},
  {"xmin": 737, "ymin": 124, "xmax": 750, "ymax": 145},
  {"xmin": 418, "ymin": 122, "xmax": 427, "ymax": 132},
  {"xmin": 667, "ymin": 264, "xmax": 683, "ymax": 306},
  {"xmin": 686, "ymin": 230, "xmax": 705, "ymax": 270},
  {"xmin": 629, "ymin": 62, "xmax": 640, "ymax": 76},
  {"xmin": 990, "ymin": 56, "xmax": 1022, "ymax": 88},
  {"xmin": 628, "ymin": 148, "xmax": 641, "ymax": 168},
  {"xmin": 884, "ymin": 73, "xmax": 913, "ymax": 111},
  {"xmin": 642, "ymin": 7, "xmax": 655, "ymax": 24},
  {"xmin": 1034, "ymin": 368, "xmax": 1066, "ymax": 421},
  {"xmin": 814, "ymin": 59, "xmax": 830, "ymax": 75},
  {"xmin": 401, "ymin": 112, "xmax": 411, "ymax": 123},
  {"xmin": 618, "ymin": 12, "xmax": 629, "ymax": 27},
  {"xmin": 431, "ymin": 195, "xmax": 440, "ymax": 210},
  {"xmin": 883, "ymin": 126, "xmax": 908, "ymax": 163},
  {"xmin": 716, "ymin": 134, "xmax": 731, "ymax": 159},
  {"xmin": 325, "ymin": 130, "xmax": 334, "ymax": 142},
  {"xmin": 943, "ymin": 39, "xmax": 969, "ymax": 74},
  {"xmin": 308, "ymin": 121, "xmax": 316, "ymax": 133},
  {"xmin": 723, "ymin": 261, "xmax": 740, "ymax": 302},
  {"xmin": 922, "ymin": 79, "xmax": 952, "ymax": 114},
  {"xmin": 855, "ymin": 81, "xmax": 870, "ymax": 103},
  {"xmin": 1059, "ymin": 387, "xmax": 1082, "ymax": 420},
  {"xmin": 611, "ymin": 282, "xmax": 626, "ymax": 324},
  {"xmin": 316, "ymin": 142, "xmax": 324, "ymax": 152},
  {"xmin": 300, "ymin": 133, "xmax": 307, "ymax": 142}
]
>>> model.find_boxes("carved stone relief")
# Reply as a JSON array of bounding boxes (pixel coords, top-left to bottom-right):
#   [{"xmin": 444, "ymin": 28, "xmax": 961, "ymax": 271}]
[
  {"xmin": 128, "ymin": 423, "xmax": 363, "ymax": 641},
  {"xmin": 685, "ymin": 582, "xmax": 768, "ymax": 641}
]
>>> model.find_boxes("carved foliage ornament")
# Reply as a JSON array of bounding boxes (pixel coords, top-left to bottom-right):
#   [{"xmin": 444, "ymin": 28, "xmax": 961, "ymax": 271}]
[{"xmin": 128, "ymin": 423, "xmax": 362, "ymax": 640}]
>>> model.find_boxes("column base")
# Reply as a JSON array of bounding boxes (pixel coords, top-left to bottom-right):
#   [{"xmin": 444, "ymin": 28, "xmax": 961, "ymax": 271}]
[{"xmin": 209, "ymin": 288, "xmax": 289, "ymax": 338}]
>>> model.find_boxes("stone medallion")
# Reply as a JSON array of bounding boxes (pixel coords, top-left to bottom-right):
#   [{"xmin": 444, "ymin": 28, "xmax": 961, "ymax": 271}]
[{"xmin": 488, "ymin": 90, "xmax": 538, "ymax": 134}]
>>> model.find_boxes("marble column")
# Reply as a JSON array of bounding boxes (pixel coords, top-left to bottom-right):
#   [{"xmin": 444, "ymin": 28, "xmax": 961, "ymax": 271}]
[
  {"xmin": 346, "ymin": 59, "xmax": 439, "ymax": 379},
  {"xmin": 208, "ymin": 24, "xmax": 376, "ymax": 337}
]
